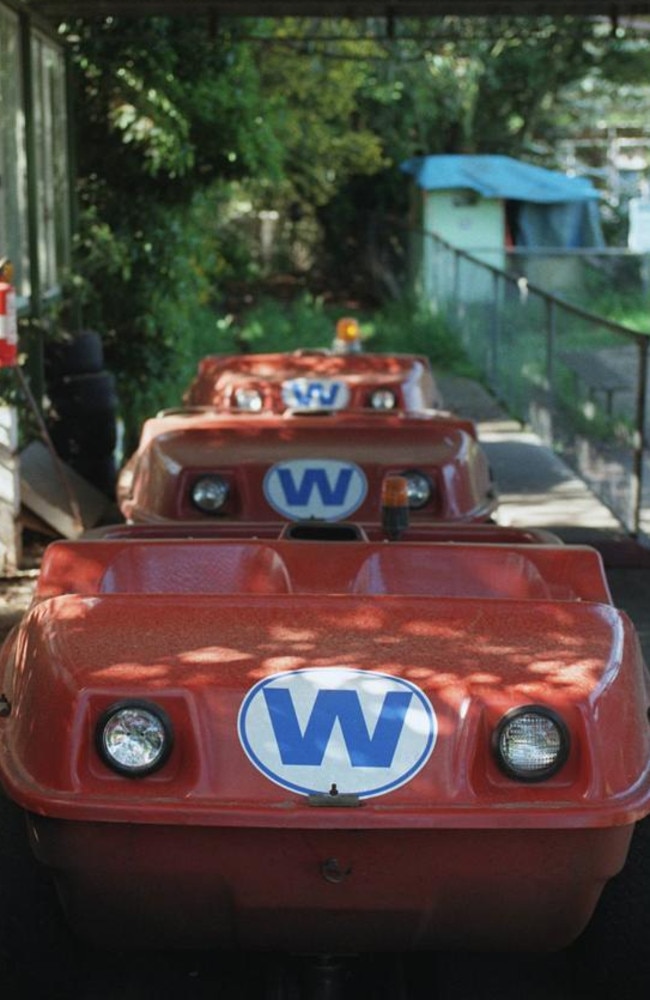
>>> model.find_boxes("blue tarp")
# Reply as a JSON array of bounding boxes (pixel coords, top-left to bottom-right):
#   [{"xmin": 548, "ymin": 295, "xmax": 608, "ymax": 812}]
[
  {"xmin": 400, "ymin": 154, "xmax": 600, "ymax": 203},
  {"xmin": 400, "ymin": 154, "xmax": 604, "ymax": 247},
  {"xmin": 516, "ymin": 200, "xmax": 604, "ymax": 248}
]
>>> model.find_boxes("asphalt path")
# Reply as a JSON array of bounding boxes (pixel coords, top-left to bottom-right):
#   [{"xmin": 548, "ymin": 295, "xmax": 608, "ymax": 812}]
[{"xmin": 438, "ymin": 374, "xmax": 650, "ymax": 660}]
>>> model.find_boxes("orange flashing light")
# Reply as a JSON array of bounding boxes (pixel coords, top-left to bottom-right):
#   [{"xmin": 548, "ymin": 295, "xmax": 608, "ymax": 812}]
[
  {"xmin": 335, "ymin": 317, "xmax": 361, "ymax": 342},
  {"xmin": 381, "ymin": 475, "xmax": 409, "ymax": 508},
  {"xmin": 381, "ymin": 475, "xmax": 410, "ymax": 540}
]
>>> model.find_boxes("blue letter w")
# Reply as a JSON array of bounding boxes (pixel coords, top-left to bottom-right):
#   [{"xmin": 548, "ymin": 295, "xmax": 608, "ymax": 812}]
[
  {"xmin": 263, "ymin": 689, "xmax": 412, "ymax": 767},
  {"xmin": 277, "ymin": 468, "xmax": 353, "ymax": 506},
  {"xmin": 294, "ymin": 382, "xmax": 340, "ymax": 407}
]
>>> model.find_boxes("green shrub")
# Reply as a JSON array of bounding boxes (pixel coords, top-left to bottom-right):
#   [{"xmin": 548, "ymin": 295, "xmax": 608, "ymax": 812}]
[
  {"xmin": 236, "ymin": 295, "xmax": 337, "ymax": 352},
  {"xmin": 361, "ymin": 297, "xmax": 477, "ymax": 375},
  {"xmin": 234, "ymin": 293, "xmax": 474, "ymax": 372}
]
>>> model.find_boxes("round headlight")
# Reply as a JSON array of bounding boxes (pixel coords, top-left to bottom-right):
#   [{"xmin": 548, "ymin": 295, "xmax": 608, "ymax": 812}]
[
  {"xmin": 370, "ymin": 389, "xmax": 396, "ymax": 411},
  {"xmin": 401, "ymin": 470, "xmax": 432, "ymax": 509},
  {"xmin": 234, "ymin": 387, "xmax": 263, "ymax": 412},
  {"xmin": 97, "ymin": 702, "xmax": 172, "ymax": 777},
  {"xmin": 494, "ymin": 706, "xmax": 569, "ymax": 782},
  {"xmin": 191, "ymin": 475, "xmax": 229, "ymax": 513}
]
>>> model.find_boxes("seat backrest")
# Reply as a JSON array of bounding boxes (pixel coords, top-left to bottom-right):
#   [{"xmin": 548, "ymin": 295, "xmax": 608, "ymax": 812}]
[
  {"xmin": 351, "ymin": 548, "xmax": 551, "ymax": 599},
  {"xmin": 99, "ymin": 542, "xmax": 291, "ymax": 595}
]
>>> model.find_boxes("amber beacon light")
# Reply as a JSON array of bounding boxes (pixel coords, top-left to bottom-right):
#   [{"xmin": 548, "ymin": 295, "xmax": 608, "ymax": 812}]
[{"xmin": 381, "ymin": 474, "xmax": 410, "ymax": 540}]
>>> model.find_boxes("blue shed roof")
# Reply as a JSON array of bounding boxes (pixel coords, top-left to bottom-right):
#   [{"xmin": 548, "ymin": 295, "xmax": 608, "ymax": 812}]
[{"xmin": 400, "ymin": 155, "xmax": 600, "ymax": 203}]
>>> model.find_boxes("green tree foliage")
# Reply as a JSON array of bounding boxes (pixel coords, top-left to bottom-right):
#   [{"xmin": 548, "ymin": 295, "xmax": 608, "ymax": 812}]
[
  {"xmin": 62, "ymin": 14, "xmax": 613, "ymax": 444},
  {"xmin": 64, "ymin": 15, "xmax": 390, "ymax": 439},
  {"xmin": 353, "ymin": 18, "xmax": 589, "ymax": 162},
  {"xmin": 255, "ymin": 19, "xmax": 386, "ymax": 205},
  {"xmin": 292, "ymin": 17, "xmax": 599, "ymax": 296},
  {"xmin": 65, "ymin": 17, "xmax": 279, "ymax": 441}
]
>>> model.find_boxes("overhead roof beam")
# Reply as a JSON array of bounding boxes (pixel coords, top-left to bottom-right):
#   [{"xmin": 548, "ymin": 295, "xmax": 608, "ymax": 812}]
[{"xmin": 20, "ymin": 1, "xmax": 650, "ymax": 20}]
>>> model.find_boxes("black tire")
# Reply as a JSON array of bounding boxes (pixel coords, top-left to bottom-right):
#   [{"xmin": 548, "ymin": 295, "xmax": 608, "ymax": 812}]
[
  {"xmin": 45, "ymin": 330, "xmax": 104, "ymax": 379},
  {"xmin": 0, "ymin": 791, "xmax": 76, "ymax": 995},
  {"xmin": 48, "ymin": 409, "xmax": 118, "ymax": 458},
  {"xmin": 571, "ymin": 815, "xmax": 650, "ymax": 999},
  {"xmin": 49, "ymin": 371, "xmax": 118, "ymax": 417},
  {"xmin": 69, "ymin": 453, "xmax": 117, "ymax": 498}
]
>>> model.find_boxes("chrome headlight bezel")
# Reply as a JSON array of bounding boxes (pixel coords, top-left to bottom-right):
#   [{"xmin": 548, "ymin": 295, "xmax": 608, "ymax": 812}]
[
  {"xmin": 96, "ymin": 701, "xmax": 173, "ymax": 778},
  {"xmin": 400, "ymin": 469, "xmax": 433, "ymax": 509},
  {"xmin": 493, "ymin": 705, "xmax": 570, "ymax": 783},
  {"xmin": 190, "ymin": 474, "xmax": 230, "ymax": 513},
  {"xmin": 370, "ymin": 389, "xmax": 397, "ymax": 411},
  {"xmin": 233, "ymin": 387, "xmax": 263, "ymax": 412}
]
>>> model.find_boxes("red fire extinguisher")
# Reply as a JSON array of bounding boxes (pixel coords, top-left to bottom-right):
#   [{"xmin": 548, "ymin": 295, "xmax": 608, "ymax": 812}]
[{"xmin": 0, "ymin": 257, "xmax": 18, "ymax": 368}]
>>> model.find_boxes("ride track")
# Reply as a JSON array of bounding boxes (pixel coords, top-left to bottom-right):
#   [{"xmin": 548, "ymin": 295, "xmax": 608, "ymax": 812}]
[{"xmin": 2, "ymin": 374, "xmax": 650, "ymax": 998}]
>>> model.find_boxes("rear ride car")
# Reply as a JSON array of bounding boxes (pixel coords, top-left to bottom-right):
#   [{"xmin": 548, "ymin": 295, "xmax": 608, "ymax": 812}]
[{"xmin": 183, "ymin": 349, "xmax": 444, "ymax": 414}]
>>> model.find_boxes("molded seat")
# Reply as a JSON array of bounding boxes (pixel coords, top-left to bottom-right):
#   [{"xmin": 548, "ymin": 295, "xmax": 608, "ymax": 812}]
[
  {"xmin": 351, "ymin": 548, "xmax": 551, "ymax": 599},
  {"xmin": 99, "ymin": 543, "xmax": 291, "ymax": 595}
]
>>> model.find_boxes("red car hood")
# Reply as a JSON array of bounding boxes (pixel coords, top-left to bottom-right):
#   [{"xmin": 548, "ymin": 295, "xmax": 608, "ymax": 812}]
[{"xmin": 2, "ymin": 537, "xmax": 649, "ymax": 830}]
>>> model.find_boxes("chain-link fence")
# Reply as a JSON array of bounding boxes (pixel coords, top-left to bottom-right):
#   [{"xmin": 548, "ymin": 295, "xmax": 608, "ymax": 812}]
[{"xmin": 417, "ymin": 230, "xmax": 650, "ymax": 538}]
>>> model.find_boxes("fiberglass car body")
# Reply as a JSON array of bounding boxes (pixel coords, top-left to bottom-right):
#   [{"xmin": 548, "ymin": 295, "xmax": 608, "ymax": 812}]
[
  {"xmin": 0, "ymin": 516, "xmax": 649, "ymax": 953},
  {"xmin": 183, "ymin": 349, "xmax": 444, "ymax": 414},
  {"xmin": 117, "ymin": 409, "xmax": 497, "ymax": 525}
]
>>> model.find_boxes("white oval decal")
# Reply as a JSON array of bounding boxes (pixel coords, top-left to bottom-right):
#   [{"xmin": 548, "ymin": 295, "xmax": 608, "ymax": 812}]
[
  {"xmin": 263, "ymin": 459, "xmax": 367, "ymax": 521},
  {"xmin": 281, "ymin": 378, "xmax": 350, "ymax": 411},
  {"xmin": 238, "ymin": 667, "xmax": 437, "ymax": 798}
]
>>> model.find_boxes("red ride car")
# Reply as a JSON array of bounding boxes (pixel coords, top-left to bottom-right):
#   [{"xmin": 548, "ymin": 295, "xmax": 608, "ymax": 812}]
[
  {"xmin": 183, "ymin": 349, "xmax": 444, "ymax": 414},
  {"xmin": 0, "ymin": 513, "xmax": 649, "ymax": 963},
  {"xmin": 117, "ymin": 409, "xmax": 497, "ymax": 525}
]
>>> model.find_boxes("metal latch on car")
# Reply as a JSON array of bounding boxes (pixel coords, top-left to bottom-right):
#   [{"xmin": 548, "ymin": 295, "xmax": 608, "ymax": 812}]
[{"xmin": 308, "ymin": 783, "xmax": 361, "ymax": 807}]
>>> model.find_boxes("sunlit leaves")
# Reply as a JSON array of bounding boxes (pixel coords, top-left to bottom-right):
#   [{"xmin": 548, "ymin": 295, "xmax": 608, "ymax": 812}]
[
  {"xmin": 109, "ymin": 66, "xmax": 193, "ymax": 177},
  {"xmin": 59, "ymin": 12, "xmax": 629, "ymax": 446}
]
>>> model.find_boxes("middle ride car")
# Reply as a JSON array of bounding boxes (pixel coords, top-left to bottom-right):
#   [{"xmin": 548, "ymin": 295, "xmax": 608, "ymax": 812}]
[{"xmin": 117, "ymin": 407, "xmax": 498, "ymax": 526}]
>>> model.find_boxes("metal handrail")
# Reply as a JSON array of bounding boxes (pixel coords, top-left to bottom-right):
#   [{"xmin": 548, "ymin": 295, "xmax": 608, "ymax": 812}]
[{"xmin": 412, "ymin": 225, "xmax": 650, "ymax": 537}]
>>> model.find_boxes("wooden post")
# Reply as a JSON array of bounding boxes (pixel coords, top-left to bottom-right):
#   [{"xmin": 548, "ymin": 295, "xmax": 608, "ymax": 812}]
[{"xmin": 0, "ymin": 406, "xmax": 21, "ymax": 574}]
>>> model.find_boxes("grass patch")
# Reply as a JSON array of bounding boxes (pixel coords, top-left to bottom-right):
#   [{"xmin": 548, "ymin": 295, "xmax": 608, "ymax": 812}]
[{"xmin": 235, "ymin": 293, "xmax": 475, "ymax": 374}]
